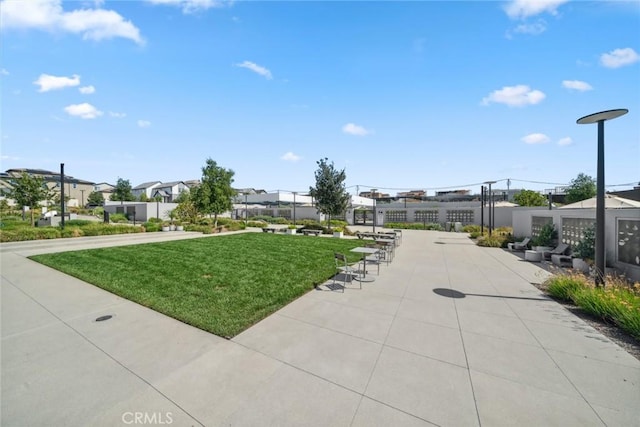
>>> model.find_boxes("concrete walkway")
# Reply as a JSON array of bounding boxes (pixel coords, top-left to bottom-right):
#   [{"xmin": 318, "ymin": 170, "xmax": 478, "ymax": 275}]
[{"xmin": 2, "ymin": 229, "xmax": 639, "ymax": 426}]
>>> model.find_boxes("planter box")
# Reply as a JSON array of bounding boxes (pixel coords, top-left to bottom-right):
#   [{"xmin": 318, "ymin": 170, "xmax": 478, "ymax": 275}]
[
  {"xmin": 572, "ymin": 258, "xmax": 590, "ymax": 274},
  {"xmin": 162, "ymin": 226, "xmax": 170, "ymax": 232},
  {"xmin": 176, "ymin": 225, "xmax": 184, "ymax": 231},
  {"xmin": 333, "ymin": 232, "xmax": 343, "ymax": 238},
  {"xmin": 286, "ymin": 228, "xmax": 296, "ymax": 235},
  {"xmin": 534, "ymin": 246, "xmax": 553, "ymax": 253}
]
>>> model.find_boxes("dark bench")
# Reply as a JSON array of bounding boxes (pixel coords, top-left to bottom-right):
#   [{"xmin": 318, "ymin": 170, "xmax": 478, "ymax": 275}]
[
  {"xmin": 301, "ymin": 229, "xmax": 322, "ymax": 236},
  {"xmin": 262, "ymin": 227, "xmax": 278, "ymax": 233}
]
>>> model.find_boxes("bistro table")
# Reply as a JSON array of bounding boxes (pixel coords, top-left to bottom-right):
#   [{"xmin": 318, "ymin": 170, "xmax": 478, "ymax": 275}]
[{"xmin": 350, "ymin": 247, "xmax": 379, "ymax": 282}]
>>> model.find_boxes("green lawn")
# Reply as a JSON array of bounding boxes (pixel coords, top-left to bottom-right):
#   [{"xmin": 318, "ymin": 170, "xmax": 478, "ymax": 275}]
[{"xmin": 30, "ymin": 233, "xmax": 365, "ymax": 338}]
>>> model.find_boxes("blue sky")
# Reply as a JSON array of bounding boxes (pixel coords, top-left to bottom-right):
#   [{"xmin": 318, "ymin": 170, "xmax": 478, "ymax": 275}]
[{"xmin": 1, "ymin": 0, "xmax": 638, "ymax": 196}]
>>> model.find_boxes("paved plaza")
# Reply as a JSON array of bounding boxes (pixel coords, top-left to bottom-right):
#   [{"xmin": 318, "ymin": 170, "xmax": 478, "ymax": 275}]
[{"xmin": 2, "ymin": 229, "xmax": 639, "ymax": 426}]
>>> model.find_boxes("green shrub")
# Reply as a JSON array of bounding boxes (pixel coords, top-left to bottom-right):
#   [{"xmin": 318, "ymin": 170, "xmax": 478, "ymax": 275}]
[
  {"xmin": 0, "ymin": 218, "xmax": 32, "ymax": 231},
  {"xmin": 92, "ymin": 207, "xmax": 104, "ymax": 217},
  {"xmin": 109, "ymin": 213, "xmax": 128, "ymax": 223},
  {"xmin": 463, "ymin": 224, "xmax": 481, "ymax": 233},
  {"xmin": 246, "ymin": 221, "xmax": 267, "ymax": 228},
  {"xmin": 148, "ymin": 217, "xmax": 163, "ymax": 223},
  {"xmin": 0, "ymin": 227, "xmax": 61, "ymax": 242},
  {"xmin": 545, "ymin": 274, "xmax": 585, "ymax": 302},
  {"xmin": 143, "ymin": 222, "xmax": 162, "ymax": 232},
  {"xmin": 225, "ymin": 221, "xmax": 246, "ymax": 231},
  {"xmin": 80, "ymin": 224, "xmax": 144, "ymax": 236},
  {"xmin": 384, "ymin": 222, "xmax": 443, "ymax": 231},
  {"xmin": 476, "ymin": 235, "xmax": 506, "ymax": 247},
  {"xmin": 533, "ymin": 222, "xmax": 557, "ymax": 247},
  {"xmin": 60, "ymin": 227, "xmax": 84, "ymax": 238},
  {"xmin": 64, "ymin": 219, "xmax": 92, "ymax": 227},
  {"xmin": 544, "ymin": 274, "xmax": 640, "ymax": 339}
]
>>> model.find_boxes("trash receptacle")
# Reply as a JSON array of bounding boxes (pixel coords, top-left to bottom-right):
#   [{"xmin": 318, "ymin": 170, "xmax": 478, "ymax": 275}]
[{"xmin": 103, "ymin": 210, "xmax": 110, "ymax": 223}]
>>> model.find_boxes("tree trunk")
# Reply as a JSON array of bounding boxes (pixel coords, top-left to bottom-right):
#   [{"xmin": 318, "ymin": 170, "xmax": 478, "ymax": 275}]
[
  {"xmin": 30, "ymin": 207, "xmax": 35, "ymax": 227},
  {"xmin": 214, "ymin": 213, "xmax": 218, "ymax": 228}
]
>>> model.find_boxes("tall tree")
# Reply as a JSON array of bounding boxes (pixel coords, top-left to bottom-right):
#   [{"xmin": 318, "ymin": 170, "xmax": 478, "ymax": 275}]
[
  {"xmin": 7, "ymin": 172, "xmax": 51, "ymax": 226},
  {"xmin": 565, "ymin": 173, "xmax": 596, "ymax": 204},
  {"xmin": 309, "ymin": 158, "xmax": 350, "ymax": 229},
  {"xmin": 110, "ymin": 178, "xmax": 135, "ymax": 201},
  {"xmin": 87, "ymin": 191, "xmax": 104, "ymax": 206},
  {"xmin": 192, "ymin": 158, "xmax": 236, "ymax": 227},
  {"xmin": 513, "ymin": 189, "xmax": 547, "ymax": 207}
]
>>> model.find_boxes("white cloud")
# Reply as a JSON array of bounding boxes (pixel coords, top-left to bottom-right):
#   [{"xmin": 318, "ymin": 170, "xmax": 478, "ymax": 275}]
[
  {"xmin": 79, "ymin": 85, "xmax": 95, "ymax": 94},
  {"xmin": 137, "ymin": 120, "xmax": 151, "ymax": 128},
  {"xmin": 235, "ymin": 61, "xmax": 273, "ymax": 79},
  {"xmin": 342, "ymin": 123, "xmax": 371, "ymax": 136},
  {"xmin": 482, "ymin": 85, "xmax": 545, "ymax": 107},
  {"xmin": 146, "ymin": 0, "xmax": 228, "ymax": 14},
  {"xmin": 1, "ymin": 68, "xmax": 9, "ymax": 75},
  {"xmin": 0, "ymin": 0, "xmax": 144, "ymax": 45},
  {"xmin": 521, "ymin": 133, "xmax": 550, "ymax": 144},
  {"xmin": 64, "ymin": 103, "xmax": 103, "ymax": 119},
  {"xmin": 512, "ymin": 21, "xmax": 546, "ymax": 35},
  {"xmin": 562, "ymin": 80, "xmax": 593, "ymax": 91},
  {"xmin": 558, "ymin": 137, "xmax": 573, "ymax": 146},
  {"xmin": 281, "ymin": 152, "xmax": 301, "ymax": 162},
  {"xmin": 34, "ymin": 73, "xmax": 80, "ymax": 92},
  {"xmin": 600, "ymin": 48, "xmax": 640, "ymax": 69},
  {"xmin": 504, "ymin": 0, "xmax": 568, "ymax": 19},
  {"xmin": 109, "ymin": 111, "xmax": 126, "ymax": 118}
]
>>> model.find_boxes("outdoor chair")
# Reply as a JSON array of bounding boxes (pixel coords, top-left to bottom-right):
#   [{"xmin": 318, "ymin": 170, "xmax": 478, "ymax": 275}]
[
  {"xmin": 511, "ymin": 237, "xmax": 531, "ymax": 251},
  {"xmin": 333, "ymin": 252, "xmax": 362, "ymax": 292},
  {"xmin": 544, "ymin": 243, "xmax": 570, "ymax": 260},
  {"xmin": 364, "ymin": 243, "xmax": 383, "ymax": 274}
]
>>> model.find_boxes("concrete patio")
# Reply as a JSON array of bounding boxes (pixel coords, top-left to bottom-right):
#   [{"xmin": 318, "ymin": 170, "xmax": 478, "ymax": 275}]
[{"xmin": 2, "ymin": 229, "xmax": 639, "ymax": 426}]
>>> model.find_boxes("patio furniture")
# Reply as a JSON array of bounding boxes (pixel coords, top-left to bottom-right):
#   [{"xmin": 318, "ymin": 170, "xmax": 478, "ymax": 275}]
[
  {"xmin": 511, "ymin": 237, "xmax": 531, "ymax": 251},
  {"xmin": 544, "ymin": 243, "xmax": 570, "ymax": 260},
  {"xmin": 364, "ymin": 243, "xmax": 383, "ymax": 274},
  {"xmin": 263, "ymin": 227, "xmax": 278, "ymax": 233},
  {"xmin": 525, "ymin": 250, "xmax": 542, "ymax": 262},
  {"xmin": 551, "ymin": 254, "xmax": 573, "ymax": 267},
  {"xmin": 333, "ymin": 252, "xmax": 362, "ymax": 291},
  {"xmin": 301, "ymin": 229, "xmax": 322, "ymax": 236},
  {"xmin": 349, "ymin": 247, "xmax": 379, "ymax": 282}
]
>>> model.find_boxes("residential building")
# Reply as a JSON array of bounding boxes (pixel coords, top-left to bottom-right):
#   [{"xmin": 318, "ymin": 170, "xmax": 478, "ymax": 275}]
[
  {"xmin": 151, "ymin": 181, "xmax": 188, "ymax": 202},
  {"xmin": 132, "ymin": 181, "xmax": 161, "ymax": 200},
  {"xmin": 3, "ymin": 168, "xmax": 95, "ymax": 207}
]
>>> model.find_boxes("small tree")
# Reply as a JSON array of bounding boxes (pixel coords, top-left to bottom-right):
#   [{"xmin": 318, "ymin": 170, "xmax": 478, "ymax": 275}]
[
  {"xmin": 7, "ymin": 172, "xmax": 50, "ymax": 226},
  {"xmin": 309, "ymin": 158, "xmax": 350, "ymax": 230},
  {"xmin": 192, "ymin": 159, "xmax": 236, "ymax": 227},
  {"xmin": 139, "ymin": 193, "xmax": 149, "ymax": 202},
  {"xmin": 514, "ymin": 189, "xmax": 547, "ymax": 207},
  {"xmin": 87, "ymin": 191, "xmax": 104, "ymax": 206},
  {"xmin": 111, "ymin": 178, "xmax": 135, "ymax": 201},
  {"xmin": 174, "ymin": 189, "xmax": 190, "ymax": 204},
  {"xmin": 565, "ymin": 173, "xmax": 596, "ymax": 204}
]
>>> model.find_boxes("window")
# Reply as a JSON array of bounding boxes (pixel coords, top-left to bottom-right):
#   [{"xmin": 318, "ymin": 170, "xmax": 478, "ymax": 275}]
[
  {"xmin": 385, "ymin": 210, "xmax": 407, "ymax": 222},
  {"xmin": 415, "ymin": 210, "xmax": 438, "ymax": 223},
  {"xmin": 561, "ymin": 217, "xmax": 595, "ymax": 246},
  {"xmin": 446, "ymin": 210, "xmax": 474, "ymax": 224},
  {"xmin": 73, "ymin": 183, "xmax": 77, "ymax": 189}
]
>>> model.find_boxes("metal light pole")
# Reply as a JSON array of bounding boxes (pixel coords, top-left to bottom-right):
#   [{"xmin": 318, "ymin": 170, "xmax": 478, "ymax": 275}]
[
  {"xmin": 245, "ymin": 193, "xmax": 248, "ymax": 226},
  {"xmin": 480, "ymin": 186, "xmax": 485, "ymax": 235},
  {"xmin": 577, "ymin": 108, "xmax": 628, "ymax": 286},
  {"xmin": 484, "ymin": 181, "xmax": 496, "ymax": 236},
  {"xmin": 371, "ymin": 189, "xmax": 377, "ymax": 233},
  {"xmin": 292, "ymin": 191, "xmax": 297, "ymax": 225},
  {"xmin": 60, "ymin": 163, "xmax": 65, "ymax": 229}
]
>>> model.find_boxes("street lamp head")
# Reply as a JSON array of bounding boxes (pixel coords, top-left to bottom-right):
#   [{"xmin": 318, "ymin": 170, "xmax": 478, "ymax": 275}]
[{"xmin": 577, "ymin": 109, "xmax": 628, "ymax": 124}]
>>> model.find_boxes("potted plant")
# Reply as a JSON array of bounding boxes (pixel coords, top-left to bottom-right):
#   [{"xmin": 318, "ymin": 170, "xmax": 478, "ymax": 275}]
[
  {"xmin": 333, "ymin": 226, "xmax": 344, "ymax": 238},
  {"xmin": 175, "ymin": 220, "xmax": 184, "ymax": 231},
  {"xmin": 572, "ymin": 225, "xmax": 595, "ymax": 274},
  {"xmin": 161, "ymin": 221, "xmax": 171, "ymax": 232},
  {"xmin": 533, "ymin": 222, "xmax": 557, "ymax": 254},
  {"xmin": 286, "ymin": 224, "xmax": 297, "ymax": 235}
]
